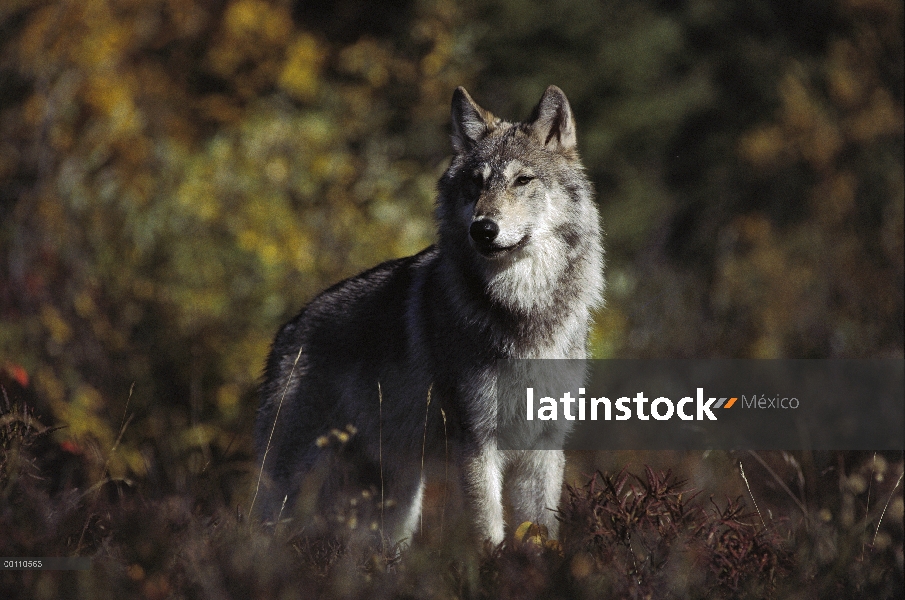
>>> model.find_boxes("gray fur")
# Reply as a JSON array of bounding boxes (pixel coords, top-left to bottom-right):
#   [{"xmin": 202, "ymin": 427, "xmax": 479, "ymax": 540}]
[{"xmin": 256, "ymin": 85, "xmax": 604, "ymax": 545}]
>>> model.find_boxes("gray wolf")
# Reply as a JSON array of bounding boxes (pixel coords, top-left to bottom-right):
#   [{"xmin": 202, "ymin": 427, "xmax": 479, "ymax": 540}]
[{"xmin": 255, "ymin": 85, "xmax": 604, "ymax": 545}]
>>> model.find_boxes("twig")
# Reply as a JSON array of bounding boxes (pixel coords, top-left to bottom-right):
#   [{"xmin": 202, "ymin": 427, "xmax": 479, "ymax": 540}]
[
  {"xmin": 101, "ymin": 384, "xmax": 135, "ymax": 480},
  {"xmin": 440, "ymin": 406, "xmax": 448, "ymax": 539},
  {"xmin": 420, "ymin": 384, "xmax": 432, "ymax": 536},
  {"xmin": 276, "ymin": 495, "xmax": 288, "ymax": 533},
  {"xmin": 873, "ymin": 471, "xmax": 903, "ymax": 547},
  {"xmin": 861, "ymin": 452, "xmax": 877, "ymax": 561},
  {"xmin": 379, "ymin": 381, "xmax": 385, "ymax": 555},
  {"xmin": 77, "ymin": 385, "xmax": 135, "ymax": 553},
  {"xmin": 747, "ymin": 450, "xmax": 808, "ymax": 524},
  {"xmin": 250, "ymin": 345, "xmax": 304, "ymax": 520},
  {"xmin": 739, "ymin": 461, "xmax": 767, "ymax": 529}
]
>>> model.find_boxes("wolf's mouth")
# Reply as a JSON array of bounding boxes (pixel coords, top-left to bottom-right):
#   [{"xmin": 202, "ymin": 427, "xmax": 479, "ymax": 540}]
[{"xmin": 475, "ymin": 233, "xmax": 531, "ymax": 258}]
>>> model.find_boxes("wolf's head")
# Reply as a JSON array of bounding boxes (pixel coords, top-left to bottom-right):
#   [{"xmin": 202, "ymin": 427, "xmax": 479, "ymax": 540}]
[{"xmin": 437, "ymin": 86, "xmax": 604, "ymax": 315}]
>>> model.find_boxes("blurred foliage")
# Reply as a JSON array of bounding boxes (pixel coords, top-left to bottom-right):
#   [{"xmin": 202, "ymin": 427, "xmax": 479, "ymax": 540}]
[
  {"xmin": 464, "ymin": 0, "xmax": 903, "ymax": 359},
  {"xmin": 1, "ymin": 0, "xmax": 471, "ymax": 468},
  {"xmin": 0, "ymin": 2, "xmax": 902, "ymax": 588}
]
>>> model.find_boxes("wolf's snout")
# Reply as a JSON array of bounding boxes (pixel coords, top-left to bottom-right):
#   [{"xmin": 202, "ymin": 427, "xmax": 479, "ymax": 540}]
[{"xmin": 470, "ymin": 219, "xmax": 499, "ymax": 246}]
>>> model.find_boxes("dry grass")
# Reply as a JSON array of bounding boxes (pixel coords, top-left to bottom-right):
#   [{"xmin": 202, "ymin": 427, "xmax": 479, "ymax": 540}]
[{"xmin": 1, "ymin": 391, "xmax": 902, "ymax": 599}]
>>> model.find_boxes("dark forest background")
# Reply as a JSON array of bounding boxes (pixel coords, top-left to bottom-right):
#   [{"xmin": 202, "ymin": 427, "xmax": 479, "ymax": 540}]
[{"xmin": 0, "ymin": 0, "xmax": 902, "ymax": 597}]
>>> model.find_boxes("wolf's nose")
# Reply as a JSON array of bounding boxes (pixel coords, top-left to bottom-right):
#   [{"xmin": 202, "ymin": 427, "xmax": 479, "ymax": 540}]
[{"xmin": 470, "ymin": 219, "xmax": 499, "ymax": 245}]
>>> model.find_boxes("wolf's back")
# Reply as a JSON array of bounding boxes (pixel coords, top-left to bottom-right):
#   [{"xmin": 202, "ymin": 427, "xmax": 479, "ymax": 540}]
[{"xmin": 255, "ymin": 246, "xmax": 440, "ymax": 504}]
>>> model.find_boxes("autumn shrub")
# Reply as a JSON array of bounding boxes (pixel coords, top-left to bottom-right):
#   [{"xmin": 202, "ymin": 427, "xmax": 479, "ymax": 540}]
[{"xmin": 2, "ymin": 392, "xmax": 901, "ymax": 600}]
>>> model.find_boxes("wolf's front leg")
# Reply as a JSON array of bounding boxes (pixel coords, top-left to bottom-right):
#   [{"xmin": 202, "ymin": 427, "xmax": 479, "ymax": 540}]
[
  {"xmin": 507, "ymin": 449, "xmax": 565, "ymax": 540},
  {"xmin": 462, "ymin": 444, "xmax": 506, "ymax": 544}
]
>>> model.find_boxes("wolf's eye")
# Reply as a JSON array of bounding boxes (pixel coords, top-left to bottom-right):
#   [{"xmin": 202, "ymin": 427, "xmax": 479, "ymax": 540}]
[
  {"xmin": 470, "ymin": 173, "xmax": 484, "ymax": 188},
  {"xmin": 514, "ymin": 175, "xmax": 534, "ymax": 187}
]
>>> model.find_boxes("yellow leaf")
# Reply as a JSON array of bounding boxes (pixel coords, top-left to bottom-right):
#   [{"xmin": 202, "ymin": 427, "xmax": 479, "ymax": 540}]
[
  {"xmin": 279, "ymin": 34, "xmax": 324, "ymax": 101},
  {"xmin": 40, "ymin": 304, "xmax": 72, "ymax": 344}
]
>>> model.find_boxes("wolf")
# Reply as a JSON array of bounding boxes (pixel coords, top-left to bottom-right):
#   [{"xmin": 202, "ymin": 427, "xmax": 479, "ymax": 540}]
[{"xmin": 255, "ymin": 85, "xmax": 604, "ymax": 545}]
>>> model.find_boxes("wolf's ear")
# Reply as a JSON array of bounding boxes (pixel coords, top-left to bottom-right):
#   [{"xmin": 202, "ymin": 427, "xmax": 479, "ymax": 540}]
[
  {"xmin": 527, "ymin": 85, "xmax": 577, "ymax": 152},
  {"xmin": 451, "ymin": 87, "xmax": 496, "ymax": 153}
]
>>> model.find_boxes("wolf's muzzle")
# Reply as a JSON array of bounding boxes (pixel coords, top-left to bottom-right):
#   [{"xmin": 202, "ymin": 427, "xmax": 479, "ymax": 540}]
[
  {"xmin": 470, "ymin": 219, "xmax": 499, "ymax": 247},
  {"xmin": 470, "ymin": 218, "xmax": 530, "ymax": 257}
]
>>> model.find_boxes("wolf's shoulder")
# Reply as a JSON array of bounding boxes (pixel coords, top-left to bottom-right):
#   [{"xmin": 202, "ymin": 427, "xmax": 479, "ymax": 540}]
[
  {"xmin": 311, "ymin": 245, "xmax": 438, "ymax": 308},
  {"xmin": 273, "ymin": 246, "xmax": 438, "ymax": 350}
]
